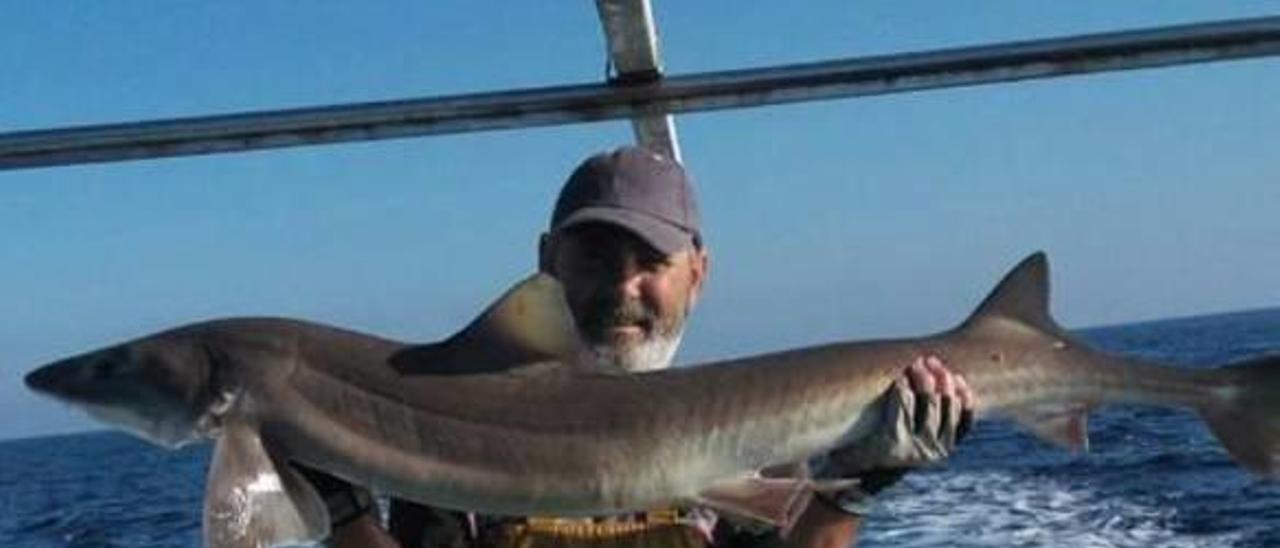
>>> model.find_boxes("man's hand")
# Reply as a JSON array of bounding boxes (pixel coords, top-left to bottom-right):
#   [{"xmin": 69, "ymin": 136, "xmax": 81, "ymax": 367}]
[{"xmin": 812, "ymin": 355, "xmax": 976, "ymax": 514}]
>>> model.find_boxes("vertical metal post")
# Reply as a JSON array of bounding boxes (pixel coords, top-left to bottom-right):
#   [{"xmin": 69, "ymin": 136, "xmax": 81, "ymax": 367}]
[{"xmin": 594, "ymin": 0, "xmax": 682, "ymax": 162}]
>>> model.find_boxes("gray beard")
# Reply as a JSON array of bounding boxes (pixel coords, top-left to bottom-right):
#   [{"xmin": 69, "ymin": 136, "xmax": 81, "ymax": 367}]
[{"xmin": 586, "ymin": 327, "xmax": 684, "ymax": 373}]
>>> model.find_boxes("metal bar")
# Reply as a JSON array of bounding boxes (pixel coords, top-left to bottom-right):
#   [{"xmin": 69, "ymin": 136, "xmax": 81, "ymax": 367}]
[
  {"xmin": 628, "ymin": 113, "xmax": 681, "ymax": 163},
  {"xmin": 2, "ymin": 16, "xmax": 1278, "ymax": 171},
  {"xmin": 596, "ymin": 0, "xmax": 664, "ymax": 76},
  {"xmin": 594, "ymin": 0, "xmax": 682, "ymax": 162}
]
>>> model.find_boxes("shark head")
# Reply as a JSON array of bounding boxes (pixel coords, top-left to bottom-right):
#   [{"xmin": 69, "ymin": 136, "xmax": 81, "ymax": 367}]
[{"xmin": 26, "ymin": 332, "xmax": 221, "ymax": 448}]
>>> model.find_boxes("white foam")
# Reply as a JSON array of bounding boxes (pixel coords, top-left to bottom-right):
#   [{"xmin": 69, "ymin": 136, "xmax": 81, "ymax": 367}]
[{"xmin": 863, "ymin": 471, "xmax": 1245, "ymax": 547}]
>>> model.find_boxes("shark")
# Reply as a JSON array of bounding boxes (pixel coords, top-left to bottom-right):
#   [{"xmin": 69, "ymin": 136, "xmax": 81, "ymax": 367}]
[{"xmin": 24, "ymin": 252, "xmax": 1280, "ymax": 547}]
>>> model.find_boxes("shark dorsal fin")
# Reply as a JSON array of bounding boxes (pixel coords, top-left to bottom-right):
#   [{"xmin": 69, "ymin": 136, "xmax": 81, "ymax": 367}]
[
  {"xmin": 392, "ymin": 273, "xmax": 585, "ymax": 376},
  {"xmin": 963, "ymin": 252, "xmax": 1061, "ymax": 333},
  {"xmin": 456, "ymin": 272, "xmax": 584, "ymax": 363}
]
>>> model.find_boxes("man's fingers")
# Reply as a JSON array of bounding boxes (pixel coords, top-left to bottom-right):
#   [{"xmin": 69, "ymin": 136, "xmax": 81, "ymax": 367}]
[
  {"xmin": 908, "ymin": 356, "xmax": 946, "ymax": 440},
  {"xmin": 937, "ymin": 387, "xmax": 958, "ymax": 449},
  {"xmin": 906, "ymin": 358, "xmax": 934, "ymax": 394},
  {"xmin": 951, "ymin": 369, "xmax": 976, "ymax": 444},
  {"xmin": 939, "ymin": 389, "xmax": 961, "ymax": 450},
  {"xmin": 915, "ymin": 381, "xmax": 943, "ymax": 444},
  {"xmin": 924, "ymin": 355, "xmax": 954, "ymax": 399},
  {"xmin": 954, "ymin": 372, "xmax": 976, "ymax": 411},
  {"xmin": 916, "ymin": 354, "xmax": 979, "ymax": 456},
  {"xmin": 955, "ymin": 408, "xmax": 975, "ymax": 443},
  {"xmin": 838, "ymin": 355, "xmax": 975, "ymax": 473},
  {"xmin": 930, "ymin": 357, "xmax": 965, "ymax": 437},
  {"xmin": 905, "ymin": 357, "xmax": 932, "ymax": 436},
  {"xmin": 891, "ymin": 375, "xmax": 914, "ymax": 434}
]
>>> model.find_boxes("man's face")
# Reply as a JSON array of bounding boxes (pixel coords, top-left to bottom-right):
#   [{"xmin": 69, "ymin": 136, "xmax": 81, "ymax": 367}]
[{"xmin": 542, "ymin": 223, "xmax": 707, "ymax": 372}]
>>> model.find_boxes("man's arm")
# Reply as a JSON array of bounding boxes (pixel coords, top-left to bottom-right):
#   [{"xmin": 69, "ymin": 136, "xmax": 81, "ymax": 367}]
[
  {"xmin": 294, "ymin": 465, "xmax": 403, "ymax": 548},
  {"xmin": 331, "ymin": 514, "xmax": 402, "ymax": 548},
  {"xmin": 783, "ymin": 355, "xmax": 975, "ymax": 548},
  {"xmin": 781, "ymin": 495, "xmax": 861, "ymax": 548}
]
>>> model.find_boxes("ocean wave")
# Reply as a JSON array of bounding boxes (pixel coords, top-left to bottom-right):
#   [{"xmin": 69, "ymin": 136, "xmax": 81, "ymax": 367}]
[{"xmin": 864, "ymin": 471, "xmax": 1249, "ymax": 547}]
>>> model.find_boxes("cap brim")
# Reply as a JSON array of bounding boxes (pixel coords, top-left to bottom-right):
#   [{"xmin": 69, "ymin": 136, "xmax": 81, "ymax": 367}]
[{"xmin": 557, "ymin": 206, "xmax": 695, "ymax": 255}]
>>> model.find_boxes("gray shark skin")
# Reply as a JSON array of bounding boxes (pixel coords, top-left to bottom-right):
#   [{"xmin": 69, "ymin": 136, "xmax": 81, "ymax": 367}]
[{"xmin": 25, "ymin": 253, "xmax": 1280, "ymax": 547}]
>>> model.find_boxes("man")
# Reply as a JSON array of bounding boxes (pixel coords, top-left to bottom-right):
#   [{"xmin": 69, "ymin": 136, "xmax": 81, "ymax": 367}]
[{"xmin": 311, "ymin": 146, "xmax": 975, "ymax": 547}]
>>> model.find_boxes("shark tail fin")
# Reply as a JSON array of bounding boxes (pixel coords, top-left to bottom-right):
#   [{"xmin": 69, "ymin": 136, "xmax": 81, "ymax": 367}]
[
  {"xmin": 1201, "ymin": 353, "xmax": 1280, "ymax": 477},
  {"xmin": 960, "ymin": 251, "xmax": 1067, "ymax": 337},
  {"xmin": 393, "ymin": 273, "xmax": 585, "ymax": 375}
]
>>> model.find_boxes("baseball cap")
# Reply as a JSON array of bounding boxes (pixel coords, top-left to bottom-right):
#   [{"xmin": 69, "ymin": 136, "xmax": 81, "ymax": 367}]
[{"xmin": 550, "ymin": 146, "xmax": 701, "ymax": 255}]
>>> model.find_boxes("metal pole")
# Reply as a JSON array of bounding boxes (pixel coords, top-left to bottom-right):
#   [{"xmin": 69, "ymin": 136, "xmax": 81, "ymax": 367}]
[
  {"xmin": 2, "ymin": 16, "xmax": 1278, "ymax": 171},
  {"xmin": 594, "ymin": 0, "xmax": 683, "ymax": 162}
]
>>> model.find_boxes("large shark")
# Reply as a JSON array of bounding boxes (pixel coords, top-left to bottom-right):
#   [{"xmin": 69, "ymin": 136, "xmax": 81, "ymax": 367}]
[{"xmin": 25, "ymin": 253, "xmax": 1280, "ymax": 547}]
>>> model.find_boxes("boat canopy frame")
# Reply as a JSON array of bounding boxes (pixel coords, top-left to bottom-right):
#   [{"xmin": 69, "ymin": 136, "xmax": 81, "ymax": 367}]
[{"xmin": 1, "ymin": 3, "xmax": 1277, "ymax": 171}]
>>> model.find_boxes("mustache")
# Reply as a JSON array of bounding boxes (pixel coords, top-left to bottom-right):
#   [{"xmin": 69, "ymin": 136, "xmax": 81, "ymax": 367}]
[{"xmin": 580, "ymin": 298, "xmax": 657, "ymax": 332}]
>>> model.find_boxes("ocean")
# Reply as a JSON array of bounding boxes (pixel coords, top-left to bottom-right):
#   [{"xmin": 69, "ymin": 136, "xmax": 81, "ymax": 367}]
[{"xmin": 3, "ymin": 308, "xmax": 1278, "ymax": 547}]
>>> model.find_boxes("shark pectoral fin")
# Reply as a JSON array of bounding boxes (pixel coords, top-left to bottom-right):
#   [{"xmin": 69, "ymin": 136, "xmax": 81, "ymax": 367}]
[
  {"xmin": 204, "ymin": 421, "xmax": 330, "ymax": 548},
  {"xmin": 693, "ymin": 475, "xmax": 858, "ymax": 531},
  {"xmin": 691, "ymin": 476, "xmax": 860, "ymax": 535},
  {"xmin": 392, "ymin": 273, "xmax": 587, "ymax": 376},
  {"xmin": 694, "ymin": 477, "xmax": 809, "ymax": 528},
  {"xmin": 1007, "ymin": 404, "xmax": 1092, "ymax": 452},
  {"xmin": 759, "ymin": 460, "xmax": 807, "ymax": 479}
]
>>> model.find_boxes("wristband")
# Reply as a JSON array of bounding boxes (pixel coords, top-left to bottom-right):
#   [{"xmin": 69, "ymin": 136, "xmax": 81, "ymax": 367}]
[
  {"xmin": 814, "ymin": 489, "xmax": 875, "ymax": 517},
  {"xmin": 294, "ymin": 464, "xmax": 376, "ymax": 528}
]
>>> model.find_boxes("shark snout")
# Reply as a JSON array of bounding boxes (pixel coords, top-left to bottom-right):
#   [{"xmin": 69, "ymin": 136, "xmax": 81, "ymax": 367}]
[
  {"xmin": 25, "ymin": 358, "xmax": 86, "ymax": 398},
  {"xmin": 25, "ymin": 363, "xmax": 61, "ymax": 394}
]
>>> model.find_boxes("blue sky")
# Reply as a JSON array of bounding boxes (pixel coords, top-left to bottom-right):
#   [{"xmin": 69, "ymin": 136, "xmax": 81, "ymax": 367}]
[{"xmin": 1, "ymin": 2, "xmax": 1277, "ymax": 440}]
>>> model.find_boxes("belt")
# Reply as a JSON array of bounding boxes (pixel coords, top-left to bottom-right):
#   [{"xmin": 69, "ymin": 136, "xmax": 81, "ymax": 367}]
[{"xmin": 497, "ymin": 509, "xmax": 715, "ymax": 547}]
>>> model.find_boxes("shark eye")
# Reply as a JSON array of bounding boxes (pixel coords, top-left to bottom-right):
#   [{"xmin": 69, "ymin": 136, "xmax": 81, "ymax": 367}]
[{"xmin": 91, "ymin": 347, "xmax": 137, "ymax": 380}]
